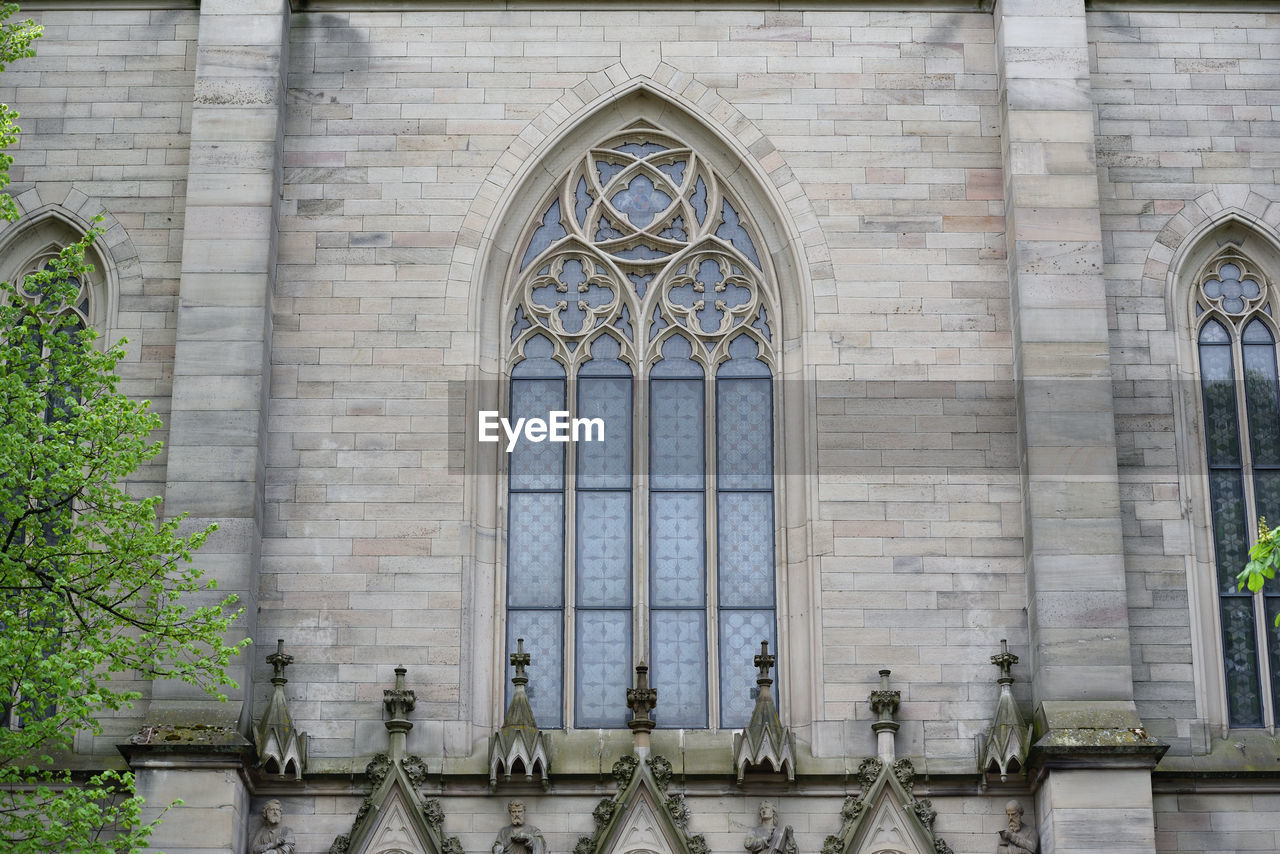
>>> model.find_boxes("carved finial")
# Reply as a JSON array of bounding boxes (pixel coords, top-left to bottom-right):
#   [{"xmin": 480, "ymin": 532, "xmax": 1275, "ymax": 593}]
[
  {"xmin": 627, "ymin": 661, "xmax": 658, "ymax": 750},
  {"xmin": 490, "ymin": 640, "xmax": 549, "ymax": 789},
  {"xmin": 385, "ymin": 666, "xmax": 416, "ymax": 719},
  {"xmin": 870, "ymin": 669, "xmax": 900, "ymax": 763},
  {"xmin": 267, "ymin": 638, "xmax": 293, "ymax": 686},
  {"xmin": 990, "ymin": 638, "xmax": 1018, "ymax": 685},
  {"xmin": 754, "ymin": 640, "xmax": 775, "ymax": 685},
  {"xmin": 511, "ymin": 637, "xmax": 530, "ymax": 685}
]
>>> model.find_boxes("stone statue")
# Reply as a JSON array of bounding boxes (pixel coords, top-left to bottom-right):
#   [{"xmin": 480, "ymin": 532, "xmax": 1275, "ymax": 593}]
[
  {"xmin": 996, "ymin": 800, "xmax": 1037, "ymax": 854},
  {"xmin": 744, "ymin": 801, "xmax": 797, "ymax": 854},
  {"xmin": 250, "ymin": 799, "xmax": 296, "ymax": 854},
  {"xmin": 493, "ymin": 799, "xmax": 548, "ymax": 854}
]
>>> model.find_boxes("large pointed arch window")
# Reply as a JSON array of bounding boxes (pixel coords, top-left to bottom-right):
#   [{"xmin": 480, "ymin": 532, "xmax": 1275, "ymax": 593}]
[
  {"xmin": 503, "ymin": 125, "xmax": 779, "ymax": 729},
  {"xmin": 1195, "ymin": 249, "xmax": 1280, "ymax": 726}
]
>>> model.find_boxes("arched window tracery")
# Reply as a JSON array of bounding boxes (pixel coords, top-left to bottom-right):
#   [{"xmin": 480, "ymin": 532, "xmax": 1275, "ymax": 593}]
[{"xmin": 502, "ymin": 125, "xmax": 779, "ymax": 730}]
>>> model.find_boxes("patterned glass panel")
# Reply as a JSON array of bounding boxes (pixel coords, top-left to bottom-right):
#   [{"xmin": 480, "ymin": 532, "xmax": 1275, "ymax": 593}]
[
  {"xmin": 1243, "ymin": 321, "xmax": 1280, "ymax": 467},
  {"xmin": 506, "ymin": 610, "xmax": 564, "ymax": 728},
  {"xmin": 577, "ymin": 492, "xmax": 631, "ymax": 607},
  {"xmin": 716, "ymin": 200, "xmax": 761, "ymax": 267},
  {"xmin": 650, "ymin": 609, "xmax": 708, "ymax": 728},
  {"xmin": 1222, "ymin": 596, "xmax": 1263, "ymax": 727},
  {"xmin": 577, "ymin": 376, "xmax": 631, "ymax": 490},
  {"xmin": 650, "ymin": 492, "xmax": 705, "ymax": 607},
  {"xmin": 521, "ymin": 199, "xmax": 567, "ymax": 269},
  {"xmin": 507, "ymin": 493, "xmax": 565, "ymax": 608},
  {"xmin": 1266, "ymin": 596, "xmax": 1280, "ymax": 722},
  {"xmin": 1199, "ymin": 327, "xmax": 1241, "ymax": 467},
  {"xmin": 718, "ymin": 492, "xmax": 774, "ymax": 608},
  {"xmin": 509, "ymin": 378, "xmax": 566, "ymax": 491},
  {"xmin": 718, "ymin": 609, "xmax": 776, "ymax": 729},
  {"xmin": 1254, "ymin": 470, "xmax": 1280, "ymax": 534},
  {"xmin": 717, "ymin": 378, "xmax": 772, "ymax": 491},
  {"xmin": 650, "ymin": 379, "xmax": 704, "ymax": 491},
  {"xmin": 576, "ymin": 610, "xmax": 632, "ymax": 728},
  {"xmin": 1208, "ymin": 471, "xmax": 1248, "ymax": 595}
]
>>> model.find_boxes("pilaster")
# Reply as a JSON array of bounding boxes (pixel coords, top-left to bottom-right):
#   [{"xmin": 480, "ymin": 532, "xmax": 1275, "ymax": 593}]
[{"xmin": 157, "ymin": 0, "xmax": 290, "ymax": 724}]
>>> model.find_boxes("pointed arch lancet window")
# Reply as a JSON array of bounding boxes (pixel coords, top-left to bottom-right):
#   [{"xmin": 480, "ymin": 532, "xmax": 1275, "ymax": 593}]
[
  {"xmin": 1195, "ymin": 250, "xmax": 1280, "ymax": 726},
  {"xmin": 503, "ymin": 126, "xmax": 779, "ymax": 729}
]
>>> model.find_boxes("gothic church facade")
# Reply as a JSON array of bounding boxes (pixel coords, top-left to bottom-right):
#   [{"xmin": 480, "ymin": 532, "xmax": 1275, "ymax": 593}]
[{"xmin": 3, "ymin": 0, "xmax": 1280, "ymax": 852}]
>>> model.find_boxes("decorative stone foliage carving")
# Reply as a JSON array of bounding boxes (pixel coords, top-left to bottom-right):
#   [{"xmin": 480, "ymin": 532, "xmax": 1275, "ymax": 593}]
[
  {"xmin": 732, "ymin": 641, "xmax": 796, "ymax": 784},
  {"xmin": 574, "ymin": 754, "xmax": 708, "ymax": 854},
  {"xmin": 490, "ymin": 638, "xmax": 550, "ymax": 789},
  {"xmin": 823, "ymin": 755, "xmax": 954, "ymax": 854},
  {"xmin": 253, "ymin": 639, "xmax": 307, "ymax": 780},
  {"xmin": 978, "ymin": 640, "xmax": 1032, "ymax": 783}
]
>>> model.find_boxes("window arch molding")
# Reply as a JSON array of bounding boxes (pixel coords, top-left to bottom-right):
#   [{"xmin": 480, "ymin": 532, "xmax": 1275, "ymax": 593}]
[
  {"xmin": 464, "ymin": 84, "xmax": 820, "ymax": 743},
  {"xmin": 1170, "ymin": 213, "xmax": 1280, "ymax": 736},
  {"xmin": 0, "ymin": 205, "xmax": 118, "ymax": 340}
]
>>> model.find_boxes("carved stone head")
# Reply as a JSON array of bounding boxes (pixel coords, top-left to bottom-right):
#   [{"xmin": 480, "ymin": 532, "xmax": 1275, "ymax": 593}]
[
  {"xmin": 1004, "ymin": 800, "xmax": 1024, "ymax": 833},
  {"xmin": 758, "ymin": 802, "xmax": 777, "ymax": 826},
  {"xmin": 262, "ymin": 799, "xmax": 283, "ymax": 828},
  {"xmin": 508, "ymin": 800, "xmax": 526, "ymax": 827}
]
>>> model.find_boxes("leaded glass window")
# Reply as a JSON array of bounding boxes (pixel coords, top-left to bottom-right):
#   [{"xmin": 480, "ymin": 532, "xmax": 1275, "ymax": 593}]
[
  {"xmin": 503, "ymin": 126, "xmax": 778, "ymax": 729},
  {"xmin": 1195, "ymin": 250, "xmax": 1280, "ymax": 726}
]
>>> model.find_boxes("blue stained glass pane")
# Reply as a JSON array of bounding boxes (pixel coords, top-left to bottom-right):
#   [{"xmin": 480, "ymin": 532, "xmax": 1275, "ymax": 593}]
[
  {"xmin": 507, "ymin": 492, "xmax": 564, "ymax": 608},
  {"xmin": 717, "ymin": 492, "xmax": 774, "ymax": 607},
  {"xmin": 1243, "ymin": 330, "xmax": 1280, "ymax": 467},
  {"xmin": 650, "ymin": 609, "xmax": 707, "ymax": 728},
  {"xmin": 691, "ymin": 177, "xmax": 708, "ymax": 225},
  {"xmin": 1253, "ymin": 470, "xmax": 1280, "ymax": 534},
  {"xmin": 597, "ymin": 160, "xmax": 625, "ymax": 184},
  {"xmin": 614, "ymin": 244, "xmax": 668, "ymax": 261},
  {"xmin": 652, "ymin": 335, "xmax": 703, "ymax": 378},
  {"xmin": 576, "ymin": 492, "xmax": 631, "ymax": 607},
  {"xmin": 596, "ymin": 218, "xmax": 624, "ymax": 241},
  {"xmin": 752, "ymin": 307, "xmax": 771, "ymax": 342},
  {"xmin": 1209, "ymin": 470, "xmax": 1248, "ymax": 595},
  {"xmin": 719, "ymin": 335, "xmax": 770, "ymax": 377},
  {"xmin": 521, "ymin": 199, "xmax": 566, "ymax": 269},
  {"xmin": 577, "ymin": 377, "xmax": 632, "ymax": 489},
  {"xmin": 616, "ymin": 305, "xmax": 634, "ymax": 341},
  {"xmin": 615, "ymin": 141, "xmax": 667, "ymax": 157},
  {"xmin": 576, "ymin": 610, "xmax": 631, "ymax": 728},
  {"xmin": 718, "ymin": 609, "xmax": 776, "ymax": 729},
  {"xmin": 1243, "ymin": 318, "xmax": 1274, "ymax": 344},
  {"xmin": 507, "ymin": 610, "xmax": 563, "ymax": 728},
  {"xmin": 658, "ymin": 160, "xmax": 687, "ymax": 185},
  {"xmin": 659, "ymin": 216, "xmax": 687, "ymax": 241},
  {"xmin": 1222, "ymin": 596, "xmax": 1263, "ymax": 727},
  {"xmin": 628, "ymin": 273, "xmax": 653, "ymax": 298},
  {"xmin": 717, "ymin": 378, "xmax": 772, "ymax": 490},
  {"xmin": 649, "ymin": 306, "xmax": 668, "ymax": 337},
  {"xmin": 1199, "ymin": 339, "xmax": 1241, "ymax": 467},
  {"xmin": 509, "ymin": 377, "xmax": 565, "ymax": 491},
  {"xmin": 1199, "ymin": 319, "xmax": 1230, "ymax": 344},
  {"xmin": 575, "ymin": 177, "xmax": 592, "ymax": 227},
  {"xmin": 612, "ymin": 175, "xmax": 673, "ymax": 228},
  {"xmin": 512, "ymin": 335, "xmax": 563, "ymax": 378},
  {"xmin": 651, "ymin": 380, "xmax": 705, "ymax": 490},
  {"xmin": 650, "ymin": 492, "xmax": 705, "ymax": 606},
  {"xmin": 716, "ymin": 200, "xmax": 760, "ymax": 267}
]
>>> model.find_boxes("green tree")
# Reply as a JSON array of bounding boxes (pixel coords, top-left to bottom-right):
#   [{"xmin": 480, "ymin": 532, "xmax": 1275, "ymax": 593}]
[{"xmin": 0, "ymin": 3, "xmax": 245, "ymax": 850}]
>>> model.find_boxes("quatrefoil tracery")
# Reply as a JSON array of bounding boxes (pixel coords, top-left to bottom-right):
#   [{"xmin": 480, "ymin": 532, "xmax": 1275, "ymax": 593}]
[{"xmin": 1196, "ymin": 251, "xmax": 1270, "ymax": 331}]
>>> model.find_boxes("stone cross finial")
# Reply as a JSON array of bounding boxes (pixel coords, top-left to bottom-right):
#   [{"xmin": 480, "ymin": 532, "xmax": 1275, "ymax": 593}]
[
  {"xmin": 754, "ymin": 640, "xmax": 775, "ymax": 686},
  {"xmin": 511, "ymin": 637, "xmax": 531, "ymax": 686},
  {"xmin": 991, "ymin": 638, "xmax": 1018, "ymax": 685},
  {"xmin": 266, "ymin": 638, "xmax": 292, "ymax": 687},
  {"xmin": 627, "ymin": 661, "xmax": 658, "ymax": 751}
]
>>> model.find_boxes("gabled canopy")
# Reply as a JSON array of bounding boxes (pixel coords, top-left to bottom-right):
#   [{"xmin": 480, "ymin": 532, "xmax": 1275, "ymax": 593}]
[
  {"xmin": 822, "ymin": 758, "xmax": 953, "ymax": 854},
  {"xmin": 574, "ymin": 755, "xmax": 709, "ymax": 854}
]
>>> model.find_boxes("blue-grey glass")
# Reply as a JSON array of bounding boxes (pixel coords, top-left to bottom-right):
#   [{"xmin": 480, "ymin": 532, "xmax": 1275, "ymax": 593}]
[
  {"xmin": 611, "ymin": 175, "xmax": 673, "ymax": 228},
  {"xmin": 660, "ymin": 215, "xmax": 687, "ymax": 242},
  {"xmin": 651, "ymin": 335, "xmax": 703, "ymax": 377},
  {"xmin": 1209, "ymin": 470, "xmax": 1248, "ymax": 595},
  {"xmin": 718, "ymin": 609, "xmax": 777, "ymax": 729},
  {"xmin": 575, "ymin": 609, "xmax": 632, "ymax": 728},
  {"xmin": 650, "ymin": 380, "xmax": 704, "ymax": 490},
  {"xmin": 628, "ymin": 273, "xmax": 653, "ymax": 298},
  {"xmin": 690, "ymin": 177, "xmax": 708, "ymax": 225},
  {"xmin": 650, "ymin": 492, "xmax": 705, "ymax": 606},
  {"xmin": 614, "ymin": 245, "xmax": 667, "ymax": 261},
  {"xmin": 650, "ymin": 306, "xmax": 668, "ymax": 337},
  {"xmin": 1265, "ymin": 596, "xmax": 1280, "ymax": 723},
  {"xmin": 1204, "ymin": 263, "xmax": 1261, "ymax": 315},
  {"xmin": 1253, "ymin": 470, "xmax": 1280, "ymax": 533},
  {"xmin": 1199, "ymin": 338, "xmax": 1241, "ymax": 467},
  {"xmin": 597, "ymin": 160, "xmax": 625, "ymax": 184},
  {"xmin": 1221, "ymin": 596, "xmax": 1263, "ymax": 727},
  {"xmin": 616, "ymin": 305, "xmax": 633, "ymax": 341},
  {"xmin": 577, "ymin": 377, "xmax": 632, "ymax": 489},
  {"xmin": 512, "ymin": 334, "xmax": 563, "ymax": 378},
  {"xmin": 575, "ymin": 176, "xmax": 592, "ymax": 227},
  {"xmin": 615, "ymin": 141, "xmax": 667, "ymax": 157},
  {"xmin": 716, "ymin": 200, "xmax": 761, "ymax": 267},
  {"xmin": 522, "ymin": 199, "xmax": 566, "ymax": 269},
  {"xmin": 718, "ymin": 492, "xmax": 774, "ymax": 607},
  {"xmin": 511, "ymin": 305, "xmax": 532, "ymax": 342},
  {"xmin": 650, "ymin": 609, "xmax": 708, "ymax": 728},
  {"xmin": 576, "ymin": 492, "xmax": 631, "ymax": 607},
  {"xmin": 506, "ymin": 610, "xmax": 564, "ymax": 728},
  {"xmin": 753, "ymin": 307, "xmax": 771, "ymax": 342},
  {"xmin": 509, "ymin": 378, "xmax": 565, "ymax": 491},
  {"xmin": 717, "ymin": 378, "xmax": 772, "ymax": 490},
  {"xmin": 580, "ymin": 334, "xmax": 626, "ymax": 375},
  {"xmin": 657, "ymin": 160, "xmax": 686, "ymax": 185},
  {"xmin": 1199, "ymin": 319, "xmax": 1230, "ymax": 344},
  {"xmin": 719, "ymin": 335, "xmax": 770, "ymax": 377},
  {"xmin": 507, "ymin": 492, "xmax": 564, "ymax": 608},
  {"xmin": 596, "ymin": 218, "xmax": 624, "ymax": 241},
  {"xmin": 1243, "ymin": 326, "xmax": 1280, "ymax": 467}
]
